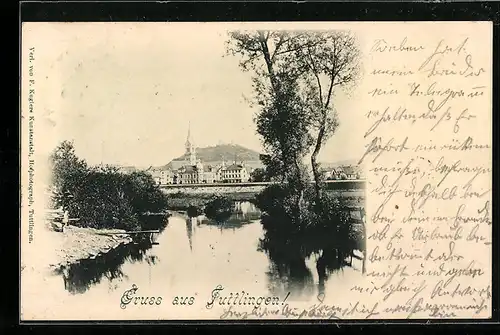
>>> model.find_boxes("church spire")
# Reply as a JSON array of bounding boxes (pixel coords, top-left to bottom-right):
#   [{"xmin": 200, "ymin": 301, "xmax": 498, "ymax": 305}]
[
  {"xmin": 186, "ymin": 122, "xmax": 191, "ymax": 146},
  {"xmin": 185, "ymin": 121, "xmax": 196, "ymax": 165},
  {"xmin": 185, "ymin": 121, "xmax": 193, "ymax": 154}
]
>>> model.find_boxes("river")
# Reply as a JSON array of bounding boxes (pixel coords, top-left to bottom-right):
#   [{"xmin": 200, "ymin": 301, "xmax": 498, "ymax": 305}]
[{"xmin": 34, "ymin": 201, "xmax": 363, "ymax": 320}]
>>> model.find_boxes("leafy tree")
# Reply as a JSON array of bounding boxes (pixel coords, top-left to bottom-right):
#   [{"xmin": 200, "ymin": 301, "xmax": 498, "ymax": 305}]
[
  {"xmin": 228, "ymin": 30, "xmax": 363, "ymax": 284},
  {"xmin": 227, "ymin": 31, "xmax": 313, "ymax": 192},
  {"xmin": 123, "ymin": 171, "xmax": 168, "ymax": 215},
  {"xmin": 250, "ymin": 168, "xmax": 268, "ymax": 182},
  {"xmin": 227, "ymin": 30, "xmax": 360, "ymax": 204},
  {"xmin": 291, "ymin": 32, "xmax": 360, "ymax": 204},
  {"xmin": 48, "ymin": 141, "xmax": 168, "ymax": 231},
  {"xmin": 49, "ymin": 140, "xmax": 89, "ymax": 211}
]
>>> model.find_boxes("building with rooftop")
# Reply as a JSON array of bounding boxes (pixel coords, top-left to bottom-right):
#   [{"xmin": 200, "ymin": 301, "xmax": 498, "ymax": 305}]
[
  {"xmin": 221, "ymin": 163, "xmax": 250, "ymax": 183},
  {"xmin": 149, "ymin": 122, "xmax": 254, "ymax": 184}
]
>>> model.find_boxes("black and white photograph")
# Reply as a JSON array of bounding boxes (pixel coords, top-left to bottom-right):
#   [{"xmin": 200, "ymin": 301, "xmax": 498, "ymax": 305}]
[{"xmin": 20, "ymin": 22, "xmax": 493, "ymax": 320}]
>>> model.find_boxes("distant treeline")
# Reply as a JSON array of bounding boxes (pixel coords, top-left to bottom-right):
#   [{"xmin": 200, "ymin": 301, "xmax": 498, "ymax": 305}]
[{"xmin": 49, "ymin": 141, "xmax": 169, "ymax": 231}]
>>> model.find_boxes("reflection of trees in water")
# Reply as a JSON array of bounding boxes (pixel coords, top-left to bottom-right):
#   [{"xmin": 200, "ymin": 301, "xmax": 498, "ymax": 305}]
[
  {"xmin": 233, "ymin": 201, "xmax": 260, "ymax": 216},
  {"xmin": 183, "ymin": 200, "xmax": 262, "ymax": 229},
  {"xmin": 128, "ymin": 242, "xmax": 158, "ymax": 265},
  {"xmin": 202, "ymin": 200, "xmax": 262, "ymax": 230},
  {"xmin": 55, "ymin": 240, "xmax": 156, "ymax": 295},
  {"xmin": 231, "ymin": 211, "xmax": 261, "ymax": 223},
  {"xmin": 256, "ymin": 186, "xmax": 366, "ymax": 299},
  {"xmin": 262, "ymin": 241, "xmax": 315, "ymax": 300},
  {"xmin": 138, "ymin": 214, "xmax": 170, "ymax": 233},
  {"xmin": 186, "ymin": 218, "xmax": 194, "ymax": 251}
]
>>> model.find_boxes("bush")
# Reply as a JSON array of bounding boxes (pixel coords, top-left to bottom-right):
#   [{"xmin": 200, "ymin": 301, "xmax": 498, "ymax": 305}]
[
  {"xmin": 122, "ymin": 171, "xmax": 169, "ymax": 215},
  {"xmin": 187, "ymin": 205, "xmax": 202, "ymax": 218},
  {"xmin": 204, "ymin": 195, "xmax": 233, "ymax": 223},
  {"xmin": 49, "ymin": 141, "xmax": 169, "ymax": 231}
]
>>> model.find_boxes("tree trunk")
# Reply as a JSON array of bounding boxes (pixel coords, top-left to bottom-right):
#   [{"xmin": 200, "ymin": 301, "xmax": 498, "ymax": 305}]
[
  {"xmin": 311, "ymin": 124, "xmax": 326, "ymax": 206},
  {"xmin": 258, "ymin": 33, "xmax": 278, "ymax": 92}
]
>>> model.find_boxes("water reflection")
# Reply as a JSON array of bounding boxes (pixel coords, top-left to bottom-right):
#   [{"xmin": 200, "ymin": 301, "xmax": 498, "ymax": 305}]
[
  {"xmin": 52, "ymin": 200, "xmax": 364, "ymax": 302},
  {"xmin": 198, "ymin": 201, "xmax": 262, "ymax": 230},
  {"xmin": 54, "ymin": 240, "xmax": 156, "ymax": 295},
  {"xmin": 255, "ymin": 184, "xmax": 366, "ymax": 300},
  {"xmin": 186, "ymin": 218, "xmax": 193, "ymax": 251},
  {"xmin": 54, "ymin": 214, "xmax": 168, "ymax": 295},
  {"xmin": 265, "ymin": 254, "xmax": 315, "ymax": 301}
]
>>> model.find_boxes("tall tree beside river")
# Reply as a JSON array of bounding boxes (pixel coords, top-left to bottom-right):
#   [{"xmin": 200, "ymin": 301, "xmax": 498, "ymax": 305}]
[
  {"xmin": 227, "ymin": 30, "xmax": 363, "ymax": 293},
  {"xmin": 226, "ymin": 30, "xmax": 360, "ymax": 205}
]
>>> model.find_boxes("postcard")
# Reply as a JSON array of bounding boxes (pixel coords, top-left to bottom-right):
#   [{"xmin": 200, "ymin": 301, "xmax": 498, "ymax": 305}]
[{"xmin": 20, "ymin": 21, "xmax": 492, "ymax": 321}]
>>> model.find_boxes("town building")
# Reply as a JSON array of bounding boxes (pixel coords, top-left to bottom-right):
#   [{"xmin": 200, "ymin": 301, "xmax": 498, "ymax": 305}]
[
  {"xmin": 215, "ymin": 162, "xmax": 224, "ymax": 182},
  {"xmin": 342, "ymin": 166, "xmax": 359, "ymax": 180},
  {"xmin": 150, "ymin": 168, "xmax": 175, "ymax": 185},
  {"xmin": 150, "ymin": 123, "xmax": 254, "ymax": 184},
  {"xmin": 327, "ymin": 165, "xmax": 362, "ymax": 180},
  {"xmin": 202, "ymin": 165, "xmax": 216, "ymax": 183},
  {"xmin": 329, "ymin": 168, "xmax": 346, "ymax": 180},
  {"xmin": 175, "ymin": 123, "xmax": 205, "ymax": 184},
  {"xmin": 221, "ymin": 163, "xmax": 250, "ymax": 183},
  {"xmin": 177, "ymin": 165, "xmax": 200, "ymax": 184}
]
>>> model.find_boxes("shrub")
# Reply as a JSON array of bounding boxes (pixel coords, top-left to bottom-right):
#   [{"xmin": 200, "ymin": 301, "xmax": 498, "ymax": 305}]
[
  {"xmin": 204, "ymin": 195, "xmax": 233, "ymax": 223},
  {"xmin": 49, "ymin": 141, "xmax": 168, "ymax": 231},
  {"xmin": 187, "ymin": 205, "xmax": 202, "ymax": 218}
]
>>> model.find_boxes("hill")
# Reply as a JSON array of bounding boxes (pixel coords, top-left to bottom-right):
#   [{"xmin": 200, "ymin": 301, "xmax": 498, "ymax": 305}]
[
  {"xmin": 154, "ymin": 144, "xmax": 360, "ymax": 171},
  {"xmin": 162, "ymin": 144, "xmax": 262, "ymax": 169}
]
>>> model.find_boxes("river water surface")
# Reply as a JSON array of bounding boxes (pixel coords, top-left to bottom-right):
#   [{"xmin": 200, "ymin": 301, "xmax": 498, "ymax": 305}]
[{"xmin": 36, "ymin": 201, "xmax": 363, "ymax": 319}]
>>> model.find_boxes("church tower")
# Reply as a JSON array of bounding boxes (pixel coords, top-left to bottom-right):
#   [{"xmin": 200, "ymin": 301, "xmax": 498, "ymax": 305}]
[{"xmin": 185, "ymin": 122, "xmax": 196, "ymax": 165}]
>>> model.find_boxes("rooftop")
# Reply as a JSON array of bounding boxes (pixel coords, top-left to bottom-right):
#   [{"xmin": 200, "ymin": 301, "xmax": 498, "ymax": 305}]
[
  {"xmin": 341, "ymin": 165, "xmax": 359, "ymax": 175},
  {"xmin": 179, "ymin": 165, "xmax": 198, "ymax": 173},
  {"xmin": 225, "ymin": 164, "xmax": 245, "ymax": 171}
]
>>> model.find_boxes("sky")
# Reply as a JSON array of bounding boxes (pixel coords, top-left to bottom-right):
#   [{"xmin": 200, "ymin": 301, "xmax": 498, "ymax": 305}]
[{"xmin": 29, "ymin": 23, "xmax": 366, "ymax": 167}]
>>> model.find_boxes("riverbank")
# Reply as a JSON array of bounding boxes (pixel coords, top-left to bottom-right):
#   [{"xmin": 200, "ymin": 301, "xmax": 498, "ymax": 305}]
[
  {"xmin": 22, "ymin": 213, "xmax": 170, "ymax": 272},
  {"xmin": 48, "ymin": 226, "xmax": 134, "ymax": 269}
]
